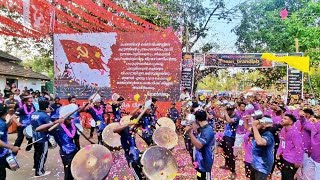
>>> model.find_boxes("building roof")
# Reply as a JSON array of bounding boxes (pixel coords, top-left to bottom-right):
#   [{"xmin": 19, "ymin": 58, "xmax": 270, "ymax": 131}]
[
  {"xmin": 0, "ymin": 59, "xmax": 50, "ymax": 80},
  {"xmin": 0, "ymin": 50, "xmax": 21, "ymax": 62}
]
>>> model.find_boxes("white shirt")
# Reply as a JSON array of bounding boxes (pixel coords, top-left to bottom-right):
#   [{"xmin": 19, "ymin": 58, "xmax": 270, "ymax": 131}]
[{"xmin": 180, "ymin": 92, "xmax": 190, "ymax": 101}]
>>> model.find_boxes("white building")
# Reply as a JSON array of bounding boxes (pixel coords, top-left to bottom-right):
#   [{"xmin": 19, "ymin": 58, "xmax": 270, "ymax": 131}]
[{"xmin": 0, "ymin": 50, "xmax": 50, "ymax": 93}]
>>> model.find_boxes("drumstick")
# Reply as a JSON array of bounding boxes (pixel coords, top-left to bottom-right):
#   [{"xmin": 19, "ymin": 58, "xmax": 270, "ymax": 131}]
[
  {"xmin": 24, "ymin": 138, "xmax": 43, "ymax": 147},
  {"xmin": 48, "ymin": 106, "xmax": 83, "ymax": 131},
  {"xmin": 74, "ymin": 125, "xmax": 95, "ymax": 144}
]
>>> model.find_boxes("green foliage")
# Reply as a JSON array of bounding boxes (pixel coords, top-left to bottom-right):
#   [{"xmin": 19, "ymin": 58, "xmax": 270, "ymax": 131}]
[
  {"xmin": 198, "ymin": 69, "xmax": 261, "ymax": 91},
  {"xmin": 22, "ymin": 56, "xmax": 54, "ymax": 79},
  {"xmin": 233, "ymin": 0, "xmax": 320, "ymax": 96}
]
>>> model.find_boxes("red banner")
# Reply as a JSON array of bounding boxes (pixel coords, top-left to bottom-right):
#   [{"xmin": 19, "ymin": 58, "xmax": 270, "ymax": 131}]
[
  {"xmin": 54, "ymin": 32, "xmax": 182, "ymax": 102},
  {"xmin": 23, "ymin": 0, "xmax": 53, "ymax": 34}
]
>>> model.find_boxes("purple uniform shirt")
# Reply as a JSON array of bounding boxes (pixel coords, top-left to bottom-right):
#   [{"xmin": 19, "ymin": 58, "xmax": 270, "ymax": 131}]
[
  {"xmin": 277, "ymin": 125, "xmax": 304, "ymax": 165},
  {"xmin": 272, "ymin": 115, "xmax": 282, "ymax": 124},
  {"xmin": 305, "ymin": 122, "xmax": 320, "ymax": 163},
  {"xmin": 236, "ymin": 110, "xmax": 249, "ymax": 134},
  {"xmin": 243, "ymin": 131, "xmax": 252, "ymax": 163},
  {"xmin": 294, "ymin": 117, "xmax": 312, "ymax": 154}
]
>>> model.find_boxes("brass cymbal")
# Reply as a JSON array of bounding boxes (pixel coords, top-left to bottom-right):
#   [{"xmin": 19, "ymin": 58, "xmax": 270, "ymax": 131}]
[
  {"xmin": 102, "ymin": 123, "xmax": 121, "ymax": 149},
  {"xmin": 156, "ymin": 117, "xmax": 176, "ymax": 131},
  {"xmin": 152, "ymin": 127, "xmax": 178, "ymax": 149},
  {"xmin": 120, "ymin": 115, "xmax": 132, "ymax": 125},
  {"xmin": 135, "ymin": 130, "xmax": 149, "ymax": 152},
  {"xmin": 141, "ymin": 146, "xmax": 178, "ymax": 180},
  {"xmin": 71, "ymin": 144, "xmax": 113, "ymax": 180}
]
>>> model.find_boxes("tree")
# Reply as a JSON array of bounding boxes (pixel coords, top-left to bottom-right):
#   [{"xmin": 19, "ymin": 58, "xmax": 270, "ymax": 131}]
[{"xmin": 233, "ymin": 0, "xmax": 320, "ymax": 96}]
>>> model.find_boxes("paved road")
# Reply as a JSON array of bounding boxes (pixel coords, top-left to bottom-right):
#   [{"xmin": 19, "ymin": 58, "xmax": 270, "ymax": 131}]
[{"xmin": 6, "ymin": 128, "xmax": 281, "ymax": 180}]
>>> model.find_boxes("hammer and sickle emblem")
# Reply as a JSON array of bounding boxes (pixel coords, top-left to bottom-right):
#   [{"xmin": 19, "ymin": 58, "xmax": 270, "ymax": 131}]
[{"xmin": 77, "ymin": 46, "xmax": 89, "ymax": 58}]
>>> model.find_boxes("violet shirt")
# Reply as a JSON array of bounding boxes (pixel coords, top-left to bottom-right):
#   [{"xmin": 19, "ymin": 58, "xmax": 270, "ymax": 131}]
[
  {"xmin": 294, "ymin": 117, "xmax": 312, "ymax": 153},
  {"xmin": 277, "ymin": 125, "xmax": 304, "ymax": 165},
  {"xmin": 236, "ymin": 110, "xmax": 249, "ymax": 134},
  {"xmin": 243, "ymin": 131, "xmax": 252, "ymax": 163},
  {"xmin": 272, "ymin": 116, "xmax": 282, "ymax": 124},
  {"xmin": 305, "ymin": 122, "xmax": 320, "ymax": 163}
]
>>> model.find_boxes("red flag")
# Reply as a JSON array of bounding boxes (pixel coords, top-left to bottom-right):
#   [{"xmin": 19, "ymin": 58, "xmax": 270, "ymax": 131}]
[{"xmin": 60, "ymin": 40, "xmax": 107, "ymax": 72}]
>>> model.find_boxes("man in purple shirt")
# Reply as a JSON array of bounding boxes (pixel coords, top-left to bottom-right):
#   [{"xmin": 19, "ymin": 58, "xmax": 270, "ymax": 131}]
[
  {"xmin": 276, "ymin": 114, "xmax": 303, "ymax": 180},
  {"xmin": 295, "ymin": 109, "xmax": 314, "ymax": 180},
  {"xmin": 302, "ymin": 116, "xmax": 320, "ymax": 180}
]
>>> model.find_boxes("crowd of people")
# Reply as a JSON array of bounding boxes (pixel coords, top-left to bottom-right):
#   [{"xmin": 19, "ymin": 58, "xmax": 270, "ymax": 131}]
[
  {"xmin": 179, "ymin": 88, "xmax": 320, "ymax": 180},
  {"xmin": 0, "ymin": 84, "xmax": 319, "ymax": 180}
]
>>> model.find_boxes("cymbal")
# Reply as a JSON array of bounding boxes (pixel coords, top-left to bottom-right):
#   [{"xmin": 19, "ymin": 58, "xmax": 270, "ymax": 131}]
[
  {"xmin": 120, "ymin": 115, "xmax": 132, "ymax": 125},
  {"xmin": 141, "ymin": 146, "xmax": 178, "ymax": 180},
  {"xmin": 102, "ymin": 123, "xmax": 121, "ymax": 149},
  {"xmin": 135, "ymin": 131, "xmax": 149, "ymax": 152},
  {"xmin": 71, "ymin": 144, "xmax": 113, "ymax": 180},
  {"xmin": 156, "ymin": 117, "xmax": 176, "ymax": 131},
  {"xmin": 152, "ymin": 127, "xmax": 178, "ymax": 149}
]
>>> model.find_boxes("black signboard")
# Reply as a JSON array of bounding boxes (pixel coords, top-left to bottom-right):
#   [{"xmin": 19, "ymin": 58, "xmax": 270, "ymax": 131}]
[
  {"xmin": 287, "ymin": 66, "xmax": 303, "ymax": 98},
  {"xmin": 181, "ymin": 53, "xmax": 194, "ymax": 91},
  {"xmin": 205, "ymin": 53, "xmax": 273, "ymax": 68}
]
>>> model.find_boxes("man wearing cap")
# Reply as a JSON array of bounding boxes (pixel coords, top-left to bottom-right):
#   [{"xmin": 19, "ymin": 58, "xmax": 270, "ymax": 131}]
[
  {"xmin": 30, "ymin": 100, "xmax": 52, "ymax": 177},
  {"xmin": 35, "ymin": 110, "xmax": 79, "ymax": 180},
  {"xmin": 219, "ymin": 102, "xmax": 240, "ymax": 179},
  {"xmin": 276, "ymin": 114, "xmax": 303, "ymax": 180},
  {"xmin": 0, "ymin": 104, "xmax": 20, "ymax": 180},
  {"xmin": 248, "ymin": 116, "xmax": 275, "ymax": 180},
  {"xmin": 185, "ymin": 110, "xmax": 215, "ymax": 180},
  {"xmin": 85, "ymin": 99, "xmax": 106, "ymax": 144},
  {"xmin": 111, "ymin": 96, "xmax": 124, "ymax": 122}
]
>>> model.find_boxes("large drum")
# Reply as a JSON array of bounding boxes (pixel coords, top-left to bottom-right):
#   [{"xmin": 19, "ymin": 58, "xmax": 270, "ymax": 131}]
[
  {"xmin": 155, "ymin": 117, "xmax": 176, "ymax": 131},
  {"xmin": 102, "ymin": 123, "xmax": 122, "ymax": 150},
  {"xmin": 59, "ymin": 104, "xmax": 78, "ymax": 118},
  {"xmin": 23, "ymin": 125, "xmax": 33, "ymax": 139},
  {"xmin": 71, "ymin": 144, "xmax": 113, "ymax": 180},
  {"xmin": 141, "ymin": 146, "xmax": 178, "ymax": 180},
  {"xmin": 152, "ymin": 127, "xmax": 178, "ymax": 149},
  {"xmin": 119, "ymin": 115, "xmax": 132, "ymax": 125}
]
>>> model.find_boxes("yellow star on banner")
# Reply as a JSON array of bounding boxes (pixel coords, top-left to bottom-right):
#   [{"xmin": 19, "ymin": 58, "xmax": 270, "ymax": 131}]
[{"xmin": 95, "ymin": 52, "xmax": 101, "ymax": 58}]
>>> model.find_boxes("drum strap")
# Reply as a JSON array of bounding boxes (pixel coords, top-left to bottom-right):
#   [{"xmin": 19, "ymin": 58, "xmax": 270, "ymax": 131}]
[{"xmin": 74, "ymin": 125, "xmax": 96, "ymax": 144}]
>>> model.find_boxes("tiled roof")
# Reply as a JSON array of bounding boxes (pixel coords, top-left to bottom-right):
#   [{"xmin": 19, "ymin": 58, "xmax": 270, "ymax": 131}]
[
  {"xmin": 0, "ymin": 60, "xmax": 50, "ymax": 80},
  {"xmin": 0, "ymin": 50, "xmax": 21, "ymax": 62}
]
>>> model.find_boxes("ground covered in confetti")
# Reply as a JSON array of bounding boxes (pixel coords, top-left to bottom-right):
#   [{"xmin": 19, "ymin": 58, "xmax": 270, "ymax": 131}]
[{"xmin": 7, "ymin": 130, "xmax": 281, "ymax": 180}]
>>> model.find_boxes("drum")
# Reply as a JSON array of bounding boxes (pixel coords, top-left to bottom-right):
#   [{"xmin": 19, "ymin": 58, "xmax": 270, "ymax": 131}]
[
  {"xmin": 135, "ymin": 132, "xmax": 148, "ymax": 152},
  {"xmin": 141, "ymin": 146, "xmax": 178, "ymax": 180},
  {"xmin": 156, "ymin": 117, "xmax": 176, "ymax": 131},
  {"xmin": 6, "ymin": 153, "xmax": 20, "ymax": 171},
  {"xmin": 59, "ymin": 104, "xmax": 78, "ymax": 118},
  {"xmin": 89, "ymin": 119, "xmax": 96, "ymax": 128},
  {"xmin": 119, "ymin": 115, "xmax": 132, "ymax": 125},
  {"xmin": 71, "ymin": 144, "xmax": 113, "ymax": 180},
  {"xmin": 48, "ymin": 135, "xmax": 57, "ymax": 149},
  {"xmin": 152, "ymin": 127, "xmax": 178, "ymax": 149},
  {"xmin": 75, "ymin": 123, "xmax": 83, "ymax": 135},
  {"xmin": 23, "ymin": 125, "xmax": 33, "ymax": 139},
  {"xmin": 102, "ymin": 123, "xmax": 121, "ymax": 150}
]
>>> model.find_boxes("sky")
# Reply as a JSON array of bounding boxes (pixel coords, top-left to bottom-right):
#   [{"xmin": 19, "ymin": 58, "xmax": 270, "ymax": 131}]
[{"xmin": 192, "ymin": 0, "xmax": 246, "ymax": 53}]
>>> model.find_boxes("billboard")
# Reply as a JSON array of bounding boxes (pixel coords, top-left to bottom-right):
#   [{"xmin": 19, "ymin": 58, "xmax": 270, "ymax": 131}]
[
  {"xmin": 205, "ymin": 53, "xmax": 273, "ymax": 68},
  {"xmin": 181, "ymin": 53, "xmax": 194, "ymax": 92},
  {"xmin": 54, "ymin": 32, "xmax": 182, "ymax": 101}
]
